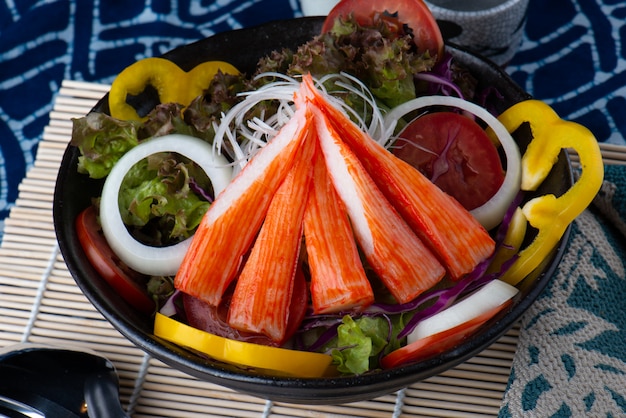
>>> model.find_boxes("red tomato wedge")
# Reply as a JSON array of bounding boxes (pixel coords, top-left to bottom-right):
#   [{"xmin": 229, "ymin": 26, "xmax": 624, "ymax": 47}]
[
  {"xmin": 321, "ymin": 0, "xmax": 444, "ymax": 59},
  {"xmin": 75, "ymin": 206, "xmax": 155, "ymax": 315},
  {"xmin": 393, "ymin": 112, "xmax": 505, "ymax": 210},
  {"xmin": 381, "ymin": 299, "xmax": 513, "ymax": 369},
  {"xmin": 183, "ymin": 266, "xmax": 309, "ymax": 347}
]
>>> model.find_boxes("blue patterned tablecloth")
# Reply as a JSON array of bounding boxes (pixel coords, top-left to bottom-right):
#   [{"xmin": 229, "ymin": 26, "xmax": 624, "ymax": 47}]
[{"xmin": 1, "ymin": 1, "xmax": 625, "ymax": 417}]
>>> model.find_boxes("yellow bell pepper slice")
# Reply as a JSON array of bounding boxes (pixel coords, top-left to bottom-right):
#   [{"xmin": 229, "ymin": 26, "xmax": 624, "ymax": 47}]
[
  {"xmin": 153, "ymin": 313, "xmax": 333, "ymax": 378},
  {"xmin": 109, "ymin": 58, "xmax": 239, "ymax": 121},
  {"xmin": 488, "ymin": 207, "xmax": 527, "ymax": 274},
  {"xmin": 495, "ymin": 100, "xmax": 604, "ymax": 285}
]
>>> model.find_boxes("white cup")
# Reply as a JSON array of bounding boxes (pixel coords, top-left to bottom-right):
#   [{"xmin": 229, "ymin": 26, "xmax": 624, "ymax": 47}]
[
  {"xmin": 425, "ymin": 0, "xmax": 529, "ymax": 65},
  {"xmin": 300, "ymin": 0, "xmax": 340, "ymax": 16}
]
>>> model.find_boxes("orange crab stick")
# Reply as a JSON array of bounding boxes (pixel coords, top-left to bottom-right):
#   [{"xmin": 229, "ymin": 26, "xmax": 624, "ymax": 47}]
[
  {"xmin": 304, "ymin": 144, "xmax": 374, "ymax": 314},
  {"xmin": 304, "ymin": 78, "xmax": 494, "ymax": 279},
  {"xmin": 227, "ymin": 131, "xmax": 315, "ymax": 343},
  {"xmin": 174, "ymin": 106, "xmax": 312, "ymax": 306},
  {"xmin": 311, "ymin": 103, "xmax": 446, "ymax": 304}
]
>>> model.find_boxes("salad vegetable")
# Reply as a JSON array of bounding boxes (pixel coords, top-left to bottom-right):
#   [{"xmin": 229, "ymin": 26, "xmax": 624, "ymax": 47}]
[
  {"xmin": 382, "ymin": 95, "xmax": 522, "ymax": 231},
  {"xmin": 265, "ymin": 9, "xmax": 440, "ymax": 109},
  {"xmin": 392, "ymin": 111, "xmax": 505, "ymax": 211},
  {"xmin": 99, "ymin": 134, "xmax": 232, "ymax": 276},
  {"xmin": 380, "ymin": 292, "xmax": 515, "ymax": 369},
  {"xmin": 108, "ymin": 58, "xmax": 239, "ymax": 121},
  {"xmin": 488, "ymin": 207, "xmax": 527, "ymax": 275},
  {"xmin": 496, "ymin": 100, "xmax": 604, "ymax": 285},
  {"xmin": 69, "ymin": 1, "xmax": 605, "ymax": 377},
  {"xmin": 406, "ymin": 279, "xmax": 518, "ymax": 343},
  {"xmin": 75, "ymin": 206, "xmax": 155, "ymax": 315},
  {"xmin": 321, "ymin": 0, "xmax": 444, "ymax": 60},
  {"xmin": 71, "ymin": 113, "xmax": 140, "ymax": 179},
  {"xmin": 154, "ymin": 313, "xmax": 333, "ymax": 377}
]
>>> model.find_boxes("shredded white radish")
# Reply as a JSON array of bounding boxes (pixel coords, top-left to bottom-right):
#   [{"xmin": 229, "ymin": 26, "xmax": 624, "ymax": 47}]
[
  {"xmin": 100, "ymin": 134, "xmax": 233, "ymax": 276},
  {"xmin": 211, "ymin": 73, "xmax": 389, "ymax": 174},
  {"xmin": 383, "ymin": 96, "xmax": 522, "ymax": 230},
  {"xmin": 407, "ymin": 280, "xmax": 519, "ymax": 344},
  {"xmin": 318, "ymin": 72, "xmax": 390, "ymax": 141},
  {"xmin": 212, "ymin": 82, "xmax": 298, "ymax": 170}
]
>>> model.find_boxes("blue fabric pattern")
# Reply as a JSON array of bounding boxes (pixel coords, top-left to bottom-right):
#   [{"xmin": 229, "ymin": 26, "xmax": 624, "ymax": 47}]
[{"xmin": 508, "ymin": 0, "xmax": 626, "ymax": 145}]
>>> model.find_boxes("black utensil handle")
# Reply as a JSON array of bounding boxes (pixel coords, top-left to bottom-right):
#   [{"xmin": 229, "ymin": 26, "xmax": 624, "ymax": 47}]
[{"xmin": 84, "ymin": 373, "xmax": 129, "ymax": 418}]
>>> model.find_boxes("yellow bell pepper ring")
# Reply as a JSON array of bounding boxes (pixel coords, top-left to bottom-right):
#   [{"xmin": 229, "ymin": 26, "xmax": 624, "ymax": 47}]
[
  {"xmin": 496, "ymin": 100, "xmax": 604, "ymax": 286},
  {"xmin": 108, "ymin": 58, "xmax": 239, "ymax": 121},
  {"xmin": 153, "ymin": 313, "xmax": 333, "ymax": 378}
]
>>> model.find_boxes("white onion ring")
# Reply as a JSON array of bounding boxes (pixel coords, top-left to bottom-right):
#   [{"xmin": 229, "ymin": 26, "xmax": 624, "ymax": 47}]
[
  {"xmin": 383, "ymin": 96, "xmax": 522, "ymax": 230},
  {"xmin": 407, "ymin": 280, "xmax": 519, "ymax": 344},
  {"xmin": 100, "ymin": 134, "xmax": 233, "ymax": 276}
]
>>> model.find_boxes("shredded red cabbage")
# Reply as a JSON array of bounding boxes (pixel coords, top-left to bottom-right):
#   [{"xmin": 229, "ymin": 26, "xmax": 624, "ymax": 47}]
[
  {"xmin": 301, "ymin": 323, "xmax": 340, "ymax": 352},
  {"xmin": 415, "ymin": 53, "xmax": 464, "ymax": 98},
  {"xmin": 475, "ymin": 85, "xmax": 505, "ymax": 116},
  {"xmin": 159, "ymin": 289, "xmax": 184, "ymax": 317},
  {"xmin": 414, "ymin": 72, "xmax": 464, "ymax": 99},
  {"xmin": 189, "ymin": 177, "xmax": 214, "ymax": 203}
]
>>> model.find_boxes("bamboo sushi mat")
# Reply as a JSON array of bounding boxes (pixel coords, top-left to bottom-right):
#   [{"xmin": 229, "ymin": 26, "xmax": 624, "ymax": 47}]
[{"xmin": 2, "ymin": 79, "xmax": 620, "ymax": 418}]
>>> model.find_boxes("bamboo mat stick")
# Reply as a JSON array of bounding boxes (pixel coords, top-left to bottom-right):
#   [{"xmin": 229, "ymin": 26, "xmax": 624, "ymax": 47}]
[
  {"xmin": 568, "ymin": 143, "xmax": 626, "ymax": 166},
  {"xmin": 59, "ymin": 79, "xmax": 111, "ymax": 93}
]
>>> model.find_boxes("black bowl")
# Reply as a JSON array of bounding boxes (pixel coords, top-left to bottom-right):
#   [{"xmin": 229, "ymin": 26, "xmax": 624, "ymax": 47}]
[{"xmin": 53, "ymin": 17, "xmax": 571, "ymax": 404}]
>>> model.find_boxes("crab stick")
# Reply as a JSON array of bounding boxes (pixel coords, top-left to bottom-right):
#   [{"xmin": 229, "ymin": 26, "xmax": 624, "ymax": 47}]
[
  {"xmin": 227, "ymin": 131, "xmax": 316, "ymax": 342},
  {"xmin": 302, "ymin": 76, "xmax": 495, "ymax": 279},
  {"xmin": 311, "ymin": 102, "xmax": 446, "ymax": 304},
  {"xmin": 304, "ymin": 144, "xmax": 374, "ymax": 314},
  {"xmin": 174, "ymin": 106, "xmax": 313, "ymax": 306}
]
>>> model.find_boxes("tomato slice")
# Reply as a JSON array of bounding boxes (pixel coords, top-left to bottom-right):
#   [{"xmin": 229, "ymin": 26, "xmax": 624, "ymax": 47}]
[
  {"xmin": 183, "ymin": 266, "xmax": 309, "ymax": 347},
  {"xmin": 154, "ymin": 313, "xmax": 333, "ymax": 377},
  {"xmin": 392, "ymin": 111, "xmax": 505, "ymax": 210},
  {"xmin": 380, "ymin": 299, "xmax": 512, "ymax": 369},
  {"xmin": 321, "ymin": 0, "xmax": 444, "ymax": 59},
  {"xmin": 76, "ymin": 206, "xmax": 155, "ymax": 315}
]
